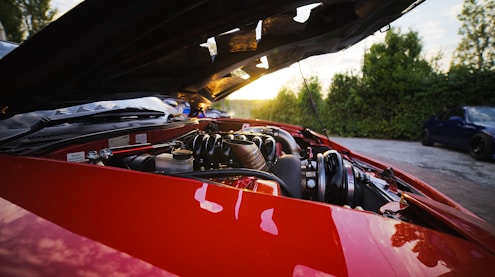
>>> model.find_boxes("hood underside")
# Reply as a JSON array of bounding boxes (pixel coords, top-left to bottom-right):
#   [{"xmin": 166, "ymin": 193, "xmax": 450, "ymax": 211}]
[{"xmin": 0, "ymin": 0, "xmax": 423, "ymax": 119}]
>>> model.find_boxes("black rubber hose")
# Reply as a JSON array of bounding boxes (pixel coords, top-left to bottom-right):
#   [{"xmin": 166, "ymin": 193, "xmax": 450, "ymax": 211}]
[{"xmin": 174, "ymin": 168, "xmax": 295, "ymax": 198}]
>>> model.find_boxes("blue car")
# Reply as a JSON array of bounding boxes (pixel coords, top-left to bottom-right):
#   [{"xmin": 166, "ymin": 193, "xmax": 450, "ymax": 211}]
[{"xmin": 421, "ymin": 106, "xmax": 495, "ymax": 160}]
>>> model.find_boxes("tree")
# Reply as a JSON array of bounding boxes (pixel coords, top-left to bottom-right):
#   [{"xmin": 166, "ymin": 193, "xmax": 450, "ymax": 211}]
[
  {"xmin": 453, "ymin": 0, "xmax": 495, "ymax": 72},
  {"xmin": 250, "ymin": 87, "xmax": 300, "ymax": 125},
  {"xmin": 325, "ymin": 72, "xmax": 363, "ymax": 136},
  {"xmin": 323, "ymin": 29, "xmax": 443, "ymax": 139},
  {"xmin": 0, "ymin": 0, "xmax": 57, "ymax": 42},
  {"xmin": 0, "ymin": 0, "xmax": 23, "ymax": 42},
  {"xmin": 447, "ymin": 64, "xmax": 495, "ymax": 105},
  {"xmin": 362, "ymin": 29, "xmax": 434, "ymax": 111},
  {"xmin": 19, "ymin": 0, "xmax": 57, "ymax": 40},
  {"xmin": 360, "ymin": 29, "xmax": 436, "ymax": 138}
]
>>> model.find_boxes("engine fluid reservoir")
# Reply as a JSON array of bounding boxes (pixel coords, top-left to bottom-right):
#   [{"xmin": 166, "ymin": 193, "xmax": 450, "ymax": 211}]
[{"xmin": 156, "ymin": 149, "xmax": 193, "ymax": 173}]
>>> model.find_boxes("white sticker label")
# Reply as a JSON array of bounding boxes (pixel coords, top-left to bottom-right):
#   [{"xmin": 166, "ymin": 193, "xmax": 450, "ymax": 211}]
[
  {"xmin": 108, "ymin": 135, "xmax": 130, "ymax": 148},
  {"xmin": 67, "ymin": 151, "xmax": 85, "ymax": 162},
  {"xmin": 135, "ymin": 133, "xmax": 147, "ymax": 144}
]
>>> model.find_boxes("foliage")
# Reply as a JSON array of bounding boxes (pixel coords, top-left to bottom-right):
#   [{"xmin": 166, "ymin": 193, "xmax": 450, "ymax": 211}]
[
  {"xmin": 19, "ymin": 0, "xmax": 57, "ymax": 40},
  {"xmin": 250, "ymin": 76, "xmax": 328, "ymax": 132},
  {"xmin": 0, "ymin": 0, "xmax": 56, "ymax": 42},
  {"xmin": 325, "ymin": 72, "xmax": 363, "ymax": 136},
  {"xmin": 448, "ymin": 0, "xmax": 495, "ymax": 107},
  {"xmin": 0, "ymin": 0, "xmax": 23, "ymax": 42},
  {"xmin": 251, "ymin": 87, "xmax": 301, "ymax": 125},
  {"xmin": 453, "ymin": 0, "xmax": 495, "ymax": 72},
  {"xmin": 326, "ymin": 29, "xmax": 438, "ymax": 139},
  {"xmin": 212, "ymin": 99, "xmax": 271, "ymax": 119},
  {"xmin": 447, "ymin": 64, "xmax": 495, "ymax": 105}
]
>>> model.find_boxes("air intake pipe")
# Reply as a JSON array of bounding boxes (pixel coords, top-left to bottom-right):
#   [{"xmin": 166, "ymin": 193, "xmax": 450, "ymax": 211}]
[
  {"xmin": 223, "ymin": 139, "xmax": 267, "ymax": 171},
  {"xmin": 241, "ymin": 126, "xmax": 301, "ymax": 158}
]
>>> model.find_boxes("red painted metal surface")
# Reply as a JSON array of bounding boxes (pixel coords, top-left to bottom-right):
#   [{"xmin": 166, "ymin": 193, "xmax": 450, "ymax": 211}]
[
  {"xmin": 403, "ymin": 192, "xmax": 495, "ymax": 256},
  {"xmin": 0, "ymin": 197, "xmax": 176, "ymax": 277},
  {"xmin": 1, "ymin": 155, "xmax": 495, "ymax": 276}
]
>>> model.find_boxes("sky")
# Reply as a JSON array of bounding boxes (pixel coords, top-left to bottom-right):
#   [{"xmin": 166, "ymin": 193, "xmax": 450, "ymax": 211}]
[{"xmin": 52, "ymin": 0, "xmax": 464, "ymax": 100}]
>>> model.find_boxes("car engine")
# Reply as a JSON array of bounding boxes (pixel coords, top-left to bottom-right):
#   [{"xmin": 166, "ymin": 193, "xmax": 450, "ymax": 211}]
[{"xmin": 82, "ymin": 124, "xmax": 411, "ymax": 218}]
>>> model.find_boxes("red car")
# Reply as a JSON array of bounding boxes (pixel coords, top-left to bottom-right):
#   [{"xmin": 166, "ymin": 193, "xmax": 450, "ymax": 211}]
[{"xmin": 1, "ymin": 0, "xmax": 494, "ymax": 276}]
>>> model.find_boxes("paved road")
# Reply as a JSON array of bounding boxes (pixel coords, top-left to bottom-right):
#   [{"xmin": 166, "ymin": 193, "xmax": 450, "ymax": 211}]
[{"xmin": 331, "ymin": 137, "xmax": 495, "ymax": 226}]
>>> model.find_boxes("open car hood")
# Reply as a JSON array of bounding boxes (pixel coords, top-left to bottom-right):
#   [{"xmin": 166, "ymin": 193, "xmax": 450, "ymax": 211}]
[{"xmin": 0, "ymin": 0, "xmax": 424, "ymax": 119}]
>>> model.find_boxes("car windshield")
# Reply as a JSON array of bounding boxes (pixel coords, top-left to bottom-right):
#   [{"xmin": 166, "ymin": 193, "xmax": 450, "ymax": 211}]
[
  {"xmin": 0, "ymin": 96, "xmax": 177, "ymax": 130},
  {"xmin": 466, "ymin": 106, "xmax": 495, "ymax": 122}
]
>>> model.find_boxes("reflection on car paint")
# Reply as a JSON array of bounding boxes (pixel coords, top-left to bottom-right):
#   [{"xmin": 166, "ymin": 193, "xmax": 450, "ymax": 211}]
[
  {"xmin": 292, "ymin": 264, "xmax": 335, "ymax": 277},
  {"xmin": 260, "ymin": 208, "xmax": 279, "ymax": 235},
  {"xmin": 194, "ymin": 183, "xmax": 224, "ymax": 213},
  {"xmin": 235, "ymin": 189, "xmax": 243, "ymax": 220}
]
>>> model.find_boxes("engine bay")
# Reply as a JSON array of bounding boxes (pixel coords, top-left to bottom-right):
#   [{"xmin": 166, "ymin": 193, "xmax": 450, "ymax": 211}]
[{"xmin": 62, "ymin": 121, "xmax": 422, "ymax": 224}]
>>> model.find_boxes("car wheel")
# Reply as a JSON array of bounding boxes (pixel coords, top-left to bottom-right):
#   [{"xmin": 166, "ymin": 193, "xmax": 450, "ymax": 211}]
[
  {"xmin": 469, "ymin": 133, "xmax": 493, "ymax": 161},
  {"xmin": 421, "ymin": 128, "xmax": 434, "ymax": 146}
]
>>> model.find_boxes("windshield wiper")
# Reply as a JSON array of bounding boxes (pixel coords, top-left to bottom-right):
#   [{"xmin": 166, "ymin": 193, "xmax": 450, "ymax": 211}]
[{"xmin": 0, "ymin": 108, "xmax": 165, "ymax": 145}]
